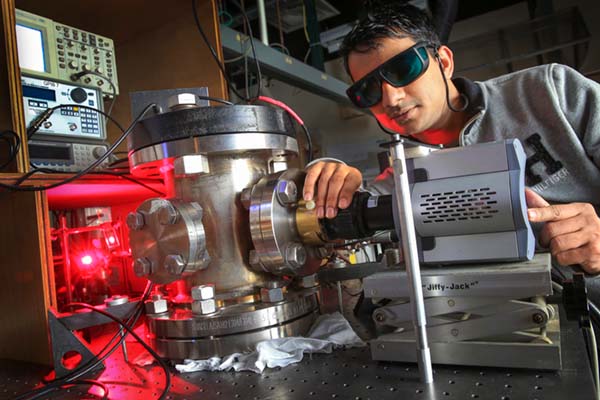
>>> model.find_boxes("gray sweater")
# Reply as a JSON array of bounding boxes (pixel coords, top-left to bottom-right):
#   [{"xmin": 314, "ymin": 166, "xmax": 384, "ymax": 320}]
[{"xmin": 458, "ymin": 63, "xmax": 600, "ymax": 208}]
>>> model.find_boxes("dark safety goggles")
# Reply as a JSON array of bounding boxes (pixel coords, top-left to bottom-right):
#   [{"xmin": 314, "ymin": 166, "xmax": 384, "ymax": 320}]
[{"xmin": 346, "ymin": 42, "xmax": 432, "ymax": 108}]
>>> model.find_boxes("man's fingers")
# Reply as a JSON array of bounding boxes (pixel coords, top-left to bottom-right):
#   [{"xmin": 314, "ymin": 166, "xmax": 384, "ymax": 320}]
[
  {"xmin": 324, "ymin": 169, "xmax": 349, "ymax": 218},
  {"xmin": 528, "ymin": 203, "xmax": 584, "ymax": 222},
  {"xmin": 538, "ymin": 215, "xmax": 588, "ymax": 247},
  {"xmin": 316, "ymin": 163, "xmax": 338, "ymax": 218},
  {"xmin": 525, "ymin": 188, "xmax": 550, "ymax": 208},
  {"xmin": 549, "ymin": 230, "xmax": 588, "ymax": 255},
  {"xmin": 338, "ymin": 169, "xmax": 362, "ymax": 209},
  {"xmin": 303, "ymin": 162, "xmax": 325, "ymax": 201},
  {"xmin": 554, "ymin": 247, "xmax": 587, "ymax": 268}
]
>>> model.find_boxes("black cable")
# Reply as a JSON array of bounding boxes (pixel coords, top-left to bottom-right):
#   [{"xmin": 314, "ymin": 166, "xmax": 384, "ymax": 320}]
[
  {"xmin": 435, "ymin": 56, "xmax": 468, "ymax": 113},
  {"xmin": 191, "ymin": 0, "xmax": 262, "ymax": 102},
  {"xmin": 300, "ymin": 123, "xmax": 313, "ymax": 163},
  {"xmin": 192, "ymin": 0, "xmax": 248, "ymax": 102},
  {"xmin": 231, "ymin": 0, "xmax": 262, "ymax": 100},
  {"xmin": 1, "ymin": 104, "xmax": 155, "ymax": 192},
  {"xmin": 0, "ymin": 130, "xmax": 21, "ymax": 170}
]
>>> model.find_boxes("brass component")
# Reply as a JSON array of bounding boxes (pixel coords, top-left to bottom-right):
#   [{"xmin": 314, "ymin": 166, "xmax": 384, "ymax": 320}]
[{"xmin": 296, "ymin": 199, "xmax": 326, "ymax": 245}]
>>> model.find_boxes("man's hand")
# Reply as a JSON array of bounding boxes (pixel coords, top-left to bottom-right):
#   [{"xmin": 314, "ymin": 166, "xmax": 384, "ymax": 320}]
[
  {"xmin": 526, "ymin": 188, "xmax": 600, "ymax": 273},
  {"xmin": 303, "ymin": 162, "xmax": 362, "ymax": 219}
]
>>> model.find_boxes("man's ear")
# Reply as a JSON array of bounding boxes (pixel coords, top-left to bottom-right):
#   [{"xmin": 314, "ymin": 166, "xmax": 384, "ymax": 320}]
[{"xmin": 434, "ymin": 45, "xmax": 455, "ymax": 81}]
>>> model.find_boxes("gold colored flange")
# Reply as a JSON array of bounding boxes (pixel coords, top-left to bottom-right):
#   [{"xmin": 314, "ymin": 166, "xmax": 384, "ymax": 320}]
[{"xmin": 296, "ymin": 200, "xmax": 326, "ymax": 245}]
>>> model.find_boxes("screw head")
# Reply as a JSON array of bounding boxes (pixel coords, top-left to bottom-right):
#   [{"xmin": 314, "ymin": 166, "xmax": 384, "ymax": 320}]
[
  {"xmin": 133, "ymin": 258, "xmax": 152, "ymax": 276},
  {"xmin": 126, "ymin": 212, "xmax": 145, "ymax": 230},
  {"xmin": 276, "ymin": 180, "xmax": 298, "ymax": 205},
  {"xmin": 532, "ymin": 312, "xmax": 545, "ymax": 324},
  {"xmin": 164, "ymin": 254, "xmax": 186, "ymax": 275},
  {"xmin": 157, "ymin": 202, "xmax": 179, "ymax": 225}
]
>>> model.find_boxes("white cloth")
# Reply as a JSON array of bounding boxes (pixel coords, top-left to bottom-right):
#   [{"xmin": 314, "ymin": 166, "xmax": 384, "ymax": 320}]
[{"xmin": 175, "ymin": 312, "xmax": 365, "ymax": 374}]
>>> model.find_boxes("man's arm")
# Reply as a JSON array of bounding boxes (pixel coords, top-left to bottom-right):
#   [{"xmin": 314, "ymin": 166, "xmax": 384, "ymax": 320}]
[{"xmin": 552, "ymin": 64, "xmax": 600, "ymax": 168}]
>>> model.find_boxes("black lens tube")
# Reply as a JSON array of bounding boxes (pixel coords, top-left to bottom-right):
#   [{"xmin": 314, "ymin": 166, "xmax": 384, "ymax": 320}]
[{"xmin": 322, "ymin": 192, "xmax": 394, "ymax": 240}]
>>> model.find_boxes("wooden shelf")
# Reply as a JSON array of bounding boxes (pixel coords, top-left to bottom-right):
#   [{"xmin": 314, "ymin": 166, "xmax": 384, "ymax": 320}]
[{"xmin": 0, "ymin": 0, "xmax": 226, "ymax": 365}]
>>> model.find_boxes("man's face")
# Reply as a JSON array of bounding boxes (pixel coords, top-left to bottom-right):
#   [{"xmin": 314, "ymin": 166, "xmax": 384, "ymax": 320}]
[{"xmin": 347, "ymin": 37, "xmax": 449, "ymax": 138}]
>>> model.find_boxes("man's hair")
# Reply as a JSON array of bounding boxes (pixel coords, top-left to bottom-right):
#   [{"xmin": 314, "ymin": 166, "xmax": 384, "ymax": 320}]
[{"xmin": 340, "ymin": 3, "xmax": 441, "ymax": 76}]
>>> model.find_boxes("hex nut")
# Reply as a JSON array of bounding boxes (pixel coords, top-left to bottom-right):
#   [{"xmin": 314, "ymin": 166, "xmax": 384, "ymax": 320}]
[
  {"xmin": 191, "ymin": 284, "xmax": 215, "ymax": 300},
  {"xmin": 285, "ymin": 242, "xmax": 307, "ymax": 269},
  {"xmin": 276, "ymin": 180, "xmax": 298, "ymax": 205},
  {"xmin": 165, "ymin": 254, "xmax": 186, "ymax": 275},
  {"xmin": 260, "ymin": 287, "xmax": 284, "ymax": 303},
  {"xmin": 157, "ymin": 202, "xmax": 179, "ymax": 225},
  {"xmin": 126, "ymin": 212, "xmax": 145, "ymax": 230},
  {"xmin": 298, "ymin": 274, "xmax": 318, "ymax": 288},
  {"xmin": 192, "ymin": 299, "xmax": 217, "ymax": 315},
  {"xmin": 167, "ymin": 93, "xmax": 199, "ymax": 111},
  {"xmin": 145, "ymin": 298, "xmax": 168, "ymax": 314},
  {"xmin": 174, "ymin": 154, "xmax": 210, "ymax": 177},
  {"xmin": 133, "ymin": 258, "xmax": 152, "ymax": 277}
]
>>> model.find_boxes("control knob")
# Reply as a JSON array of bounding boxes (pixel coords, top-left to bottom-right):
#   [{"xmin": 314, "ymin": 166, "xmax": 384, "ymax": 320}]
[
  {"xmin": 92, "ymin": 146, "xmax": 107, "ymax": 159},
  {"xmin": 70, "ymin": 87, "xmax": 87, "ymax": 103}
]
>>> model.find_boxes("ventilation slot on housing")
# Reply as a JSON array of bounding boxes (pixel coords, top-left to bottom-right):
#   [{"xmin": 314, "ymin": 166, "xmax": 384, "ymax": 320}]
[{"xmin": 419, "ymin": 187, "xmax": 499, "ymax": 224}]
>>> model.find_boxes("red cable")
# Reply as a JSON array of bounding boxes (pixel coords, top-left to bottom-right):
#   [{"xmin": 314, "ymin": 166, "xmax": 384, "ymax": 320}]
[{"xmin": 256, "ymin": 95, "xmax": 305, "ymax": 126}]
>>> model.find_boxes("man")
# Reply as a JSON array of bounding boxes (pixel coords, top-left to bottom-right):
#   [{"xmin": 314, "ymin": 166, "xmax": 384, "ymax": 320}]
[{"xmin": 303, "ymin": 4, "xmax": 600, "ymax": 273}]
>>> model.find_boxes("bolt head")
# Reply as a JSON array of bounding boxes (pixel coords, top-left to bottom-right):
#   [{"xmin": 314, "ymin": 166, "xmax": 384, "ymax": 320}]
[
  {"xmin": 145, "ymin": 298, "xmax": 168, "ymax": 314},
  {"xmin": 285, "ymin": 242, "xmax": 307, "ymax": 269},
  {"xmin": 157, "ymin": 202, "xmax": 179, "ymax": 225},
  {"xmin": 133, "ymin": 258, "xmax": 152, "ymax": 277},
  {"xmin": 260, "ymin": 287, "xmax": 284, "ymax": 303},
  {"xmin": 192, "ymin": 298, "xmax": 217, "ymax": 315},
  {"xmin": 276, "ymin": 180, "xmax": 298, "ymax": 205},
  {"xmin": 126, "ymin": 212, "xmax": 145, "ymax": 230},
  {"xmin": 191, "ymin": 284, "xmax": 215, "ymax": 300},
  {"xmin": 164, "ymin": 254, "xmax": 186, "ymax": 275}
]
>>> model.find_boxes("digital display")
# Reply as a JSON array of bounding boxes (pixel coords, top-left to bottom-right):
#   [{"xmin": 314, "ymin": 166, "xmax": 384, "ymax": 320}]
[
  {"xmin": 22, "ymin": 84, "xmax": 56, "ymax": 101},
  {"xmin": 29, "ymin": 143, "xmax": 70, "ymax": 160},
  {"xmin": 16, "ymin": 24, "xmax": 46, "ymax": 73}
]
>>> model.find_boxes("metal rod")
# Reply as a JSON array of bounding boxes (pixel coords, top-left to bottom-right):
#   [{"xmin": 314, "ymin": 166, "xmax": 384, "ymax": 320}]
[
  {"xmin": 120, "ymin": 328, "xmax": 129, "ymax": 363},
  {"xmin": 337, "ymin": 281, "xmax": 344, "ymax": 313},
  {"xmin": 388, "ymin": 134, "xmax": 433, "ymax": 383},
  {"xmin": 60, "ymin": 214, "xmax": 73, "ymax": 306},
  {"xmin": 256, "ymin": 0, "xmax": 269, "ymax": 46}
]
